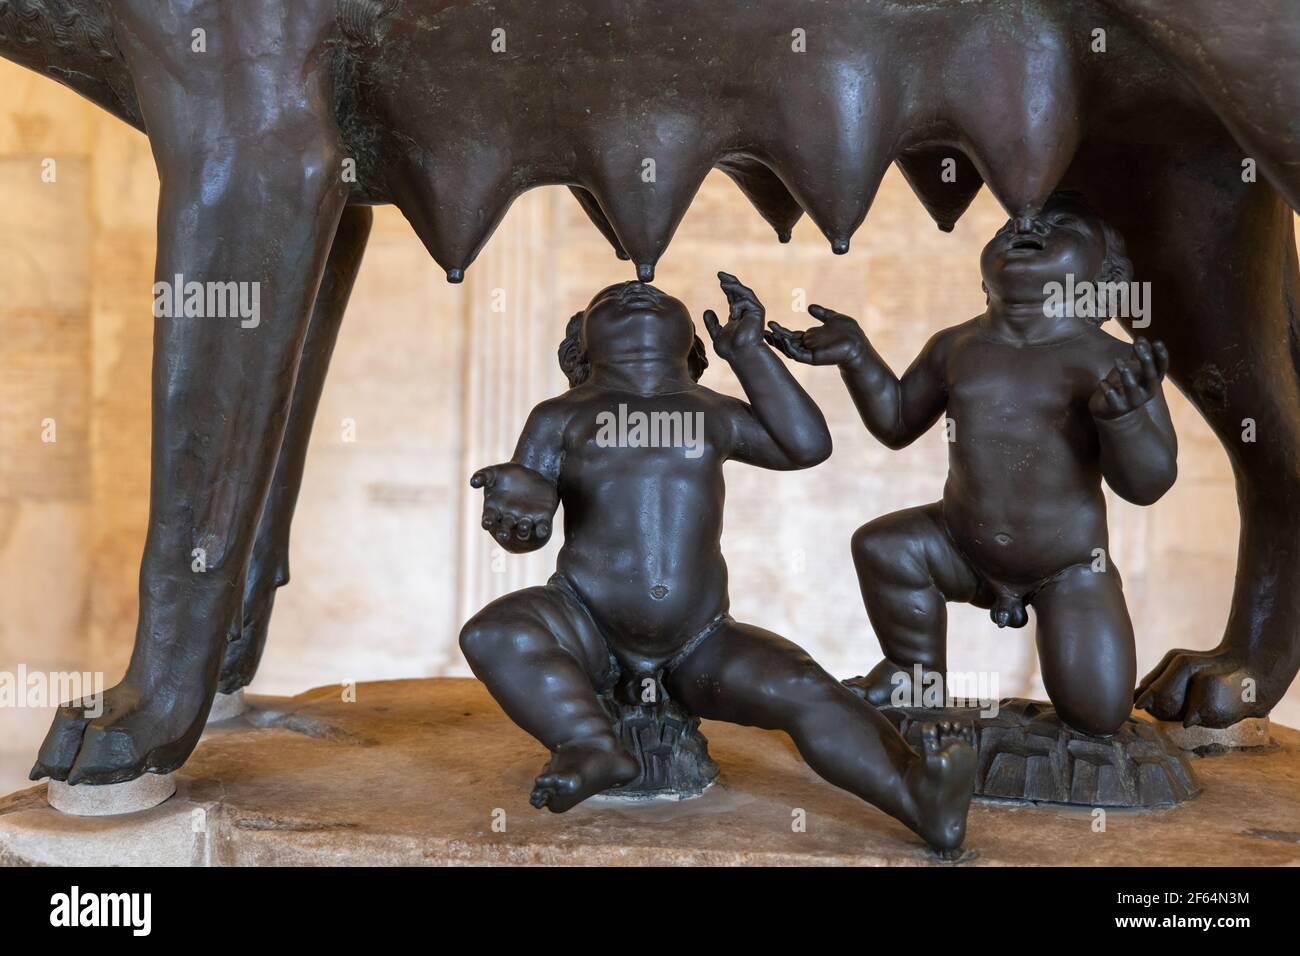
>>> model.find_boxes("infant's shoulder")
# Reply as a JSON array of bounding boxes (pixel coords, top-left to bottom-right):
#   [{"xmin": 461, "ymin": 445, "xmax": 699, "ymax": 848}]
[
  {"xmin": 1074, "ymin": 323, "xmax": 1138, "ymax": 365},
  {"xmin": 926, "ymin": 318, "xmax": 983, "ymax": 359},
  {"xmin": 688, "ymin": 381, "xmax": 743, "ymax": 408},
  {"xmin": 526, "ymin": 389, "xmax": 585, "ymax": 429}
]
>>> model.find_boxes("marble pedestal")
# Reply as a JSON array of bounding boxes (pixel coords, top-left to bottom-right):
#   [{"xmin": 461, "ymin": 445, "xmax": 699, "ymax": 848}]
[
  {"xmin": 46, "ymin": 774, "xmax": 176, "ymax": 817},
  {"xmin": 2, "ymin": 678, "xmax": 1298, "ymax": 866}
]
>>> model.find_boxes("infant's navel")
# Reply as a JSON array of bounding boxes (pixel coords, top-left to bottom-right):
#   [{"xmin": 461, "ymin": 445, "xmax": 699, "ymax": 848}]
[
  {"xmin": 650, "ymin": 584, "xmax": 669, "ymax": 600},
  {"xmin": 994, "ymin": 532, "xmax": 1014, "ymax": 546}
]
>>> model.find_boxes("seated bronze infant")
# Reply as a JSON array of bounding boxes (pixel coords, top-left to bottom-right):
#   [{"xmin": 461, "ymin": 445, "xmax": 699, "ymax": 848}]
[{"xmin": 460, "ymin": 273, "xmax": 977, "ymax": 854}]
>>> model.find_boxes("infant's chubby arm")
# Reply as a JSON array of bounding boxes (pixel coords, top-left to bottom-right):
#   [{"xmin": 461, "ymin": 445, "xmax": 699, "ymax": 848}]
[
  {"xmin": 1089, "ymin": 336, "xmax": 1179, "ymax": 506},
  {"xmin": 767, "ymin": 308, "xmax": 959, "ymax": 450},
  {"xmin": 704, "ymin": 272, "xmax": 833, "ymax": 470},
  {"xmin": 470, "ymin": 395, "xmax": 570, "ymax": 553}
]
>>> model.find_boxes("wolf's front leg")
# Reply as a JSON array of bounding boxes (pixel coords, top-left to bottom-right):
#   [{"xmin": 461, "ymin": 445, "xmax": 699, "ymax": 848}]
[{"xmin": 31, "ymin": 0, "xmax": 349, "ymax": 784}]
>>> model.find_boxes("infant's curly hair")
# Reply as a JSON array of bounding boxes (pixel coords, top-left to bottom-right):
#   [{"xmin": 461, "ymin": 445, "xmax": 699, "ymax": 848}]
[
  {"xmin": 557, "ymin": 294, "xmax": 710, "ymax": 388},
  {"xmin": 1046, "ymin": 190, "xmax": 1134, "ymax": 325}
]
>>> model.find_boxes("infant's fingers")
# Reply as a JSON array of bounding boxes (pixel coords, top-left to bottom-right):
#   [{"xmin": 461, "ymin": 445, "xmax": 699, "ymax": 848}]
[
  {"xmin": 765, "ymin": 332, "xmax": 799, "ymax": 359},
  {"xmin": 1108, "ymin": 364, "xmax": 1138, "ymax": 405},
  {"xmin": 783, "ymin": 339, "xmax": 815, "ymax": 363},
  {"xmin": 721, "ymin": 286, "xmax": 761, "ymax": 319},
  {"xmin": 494, "ymin": 514, "xmax": 518, "ymax": 542},
  {"xmin": 717, "ymin": 274, "xmax": 749, "ymax": 308},
  {"xmin": 470, "ymin": 467, "xmax": 495, "ymax": 489},
  {"xmin": 1118, "ymin": 364, "xmax": 1146, "ymax": 406},
  {"xmin": 702, "ymin": 309, "xmax": 723, "ymax": 341},
  {"xmin": 717, "ymin": 271, "xmax": 755, "ymax": 296},
  {"xmin": 1153, "ymin": 340, "xmax": 1170, "ymax": 378},
  {"xmin": 1133, "ymin": 338, "xmax": 1161, "ymax": 389},
  {"xmin": 767, "ymin": 320, "xmax": 799, "ymax": 338},
  {"xmin": 1100, "ymin": 382, "xmax": 1127, "ymax": 415}
]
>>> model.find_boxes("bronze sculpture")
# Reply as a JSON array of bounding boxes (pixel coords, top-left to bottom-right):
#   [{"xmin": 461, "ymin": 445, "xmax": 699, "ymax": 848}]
[
  {"xmin": 461, "ymin": 274, "xmax": 977, "ymax": 853},
  {"xmin": 768, "ymin": 191, "xmax": 1177, "ymax": 737},
  {"xmin": 0, "ymin": 0, "xmax": 1295, "ymax": 789}
]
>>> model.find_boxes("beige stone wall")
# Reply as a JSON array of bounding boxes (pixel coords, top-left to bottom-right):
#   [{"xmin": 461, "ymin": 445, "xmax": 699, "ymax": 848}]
[{"xmin": 1, "ymin": 62, "xmax": 1297, "ymax": 790}]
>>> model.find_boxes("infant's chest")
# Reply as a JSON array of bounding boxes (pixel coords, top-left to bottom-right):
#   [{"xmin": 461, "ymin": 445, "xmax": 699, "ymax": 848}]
[
  {"xmin": 946, "ymin": 345, "xmax": 1101, "ymax": 426},
  {"xmin": 566, "ymin": 401, "xmax": 720, "ymax": 475}
]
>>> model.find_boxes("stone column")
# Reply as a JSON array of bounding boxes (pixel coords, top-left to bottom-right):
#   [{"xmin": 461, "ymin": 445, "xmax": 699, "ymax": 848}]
[{"xmin": 449, "ymin": 190, "xmax": 567, "ymax": 671}]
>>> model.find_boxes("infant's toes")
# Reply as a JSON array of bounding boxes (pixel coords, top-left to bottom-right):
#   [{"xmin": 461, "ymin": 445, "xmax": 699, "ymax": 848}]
[
  {"xmin": 529, "ymin": 786, "xmax": 553, "ymax": 809},
  {"xmin": 920, "ymin": 722, "xmax": 940, "ymax": 754},
  {"xmin": 515, "ymin": 518, "xmax": 533, "ymax": 540},
  {"xmin": 494, "ymin": 515, "xmax": 518, "ymax": 542}
]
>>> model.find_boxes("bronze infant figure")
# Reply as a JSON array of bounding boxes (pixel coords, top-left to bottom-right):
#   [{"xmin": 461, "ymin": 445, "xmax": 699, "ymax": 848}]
[
  {"xmin": 768, "ymin": 191, "xmax": 1178, "ymax": 737},
  {"xmin": 461, "ymin": 273, "xmax": 977, "ymax": 853}
]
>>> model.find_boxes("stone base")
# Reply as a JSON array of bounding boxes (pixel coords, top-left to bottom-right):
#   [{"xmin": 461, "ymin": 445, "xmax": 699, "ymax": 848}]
[
  {"xmin": 46, "ymin": 773, "xmax": 176, "ymax": 817},
  {"xmin": 885, "ymin": 699, "xmax": 1200, "ymax": 808},
  {"xmin": 2, "ymin": 678, "xmax": 1298, "ymax": 866},
  {"xmin": 1150, "ymin": 715, "xmax": 1271, "ymax": 754},
  {"xmin": 208, "ymin": 689, "xmax": 250, "ymax": 723}
]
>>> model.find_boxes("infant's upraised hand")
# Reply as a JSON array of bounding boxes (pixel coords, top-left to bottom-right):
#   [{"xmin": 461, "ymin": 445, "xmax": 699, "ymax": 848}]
[
  {"xmin": 470, "ymin": 463, "xmax": 558, "ymax": 551},
  {"xmin": 702, "ymin": 271, "xmax": 767, "ymax": 360},
  {"xmin": 765, "ymin": 304, "xmax": 869, "ymax": 366},
  {"xmin": 1090, "ymin": 337, "xmax": 1170, "ymax": 420}
]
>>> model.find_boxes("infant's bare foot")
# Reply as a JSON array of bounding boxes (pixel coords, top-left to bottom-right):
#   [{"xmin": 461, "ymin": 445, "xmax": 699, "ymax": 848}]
[
  {"xmin": 844, "ymin": 658, "xmax": 939, "ymax": 708},
  {"xmin": 530, "ymin": 737, "xmax": 639, "ymax": 813},
  {"xmin": 905, "ymin": 720, "xmax": 976, "ymax": 855}
]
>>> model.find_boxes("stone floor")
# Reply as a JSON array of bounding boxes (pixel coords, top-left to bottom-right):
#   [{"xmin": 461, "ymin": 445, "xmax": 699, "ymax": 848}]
[{"xmin": 1, "ymin": 678, "xmax": 1297, "ymax": 866}]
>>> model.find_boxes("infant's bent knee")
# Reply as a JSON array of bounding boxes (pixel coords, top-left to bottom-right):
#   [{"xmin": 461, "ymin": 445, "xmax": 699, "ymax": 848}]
[
  {"xmin": 1054, "ymin": 693, "xmax": 1132, "ymax": 738},
  {"xmin": 460, "ymin": 612, "xmax": 563, "ymax": 667},
  {"xmin": 458, "ymin": 618, "xmax": 496, "ymax": 666},
  {"xmin": 852, "ymin": 519, "xmax": 926, "ymax": 587}
]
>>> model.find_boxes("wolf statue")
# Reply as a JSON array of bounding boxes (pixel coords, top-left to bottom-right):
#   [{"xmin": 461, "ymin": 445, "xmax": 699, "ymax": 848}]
[{"xmin": 2, "ymin": 0, "xmax": 1298, "ymax": 784}]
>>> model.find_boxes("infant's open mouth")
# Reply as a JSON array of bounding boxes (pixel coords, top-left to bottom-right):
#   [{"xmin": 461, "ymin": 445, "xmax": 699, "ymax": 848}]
[{"xmin": 1009, "ymin": 236, "xmax": 1046, "ymax": 252}]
